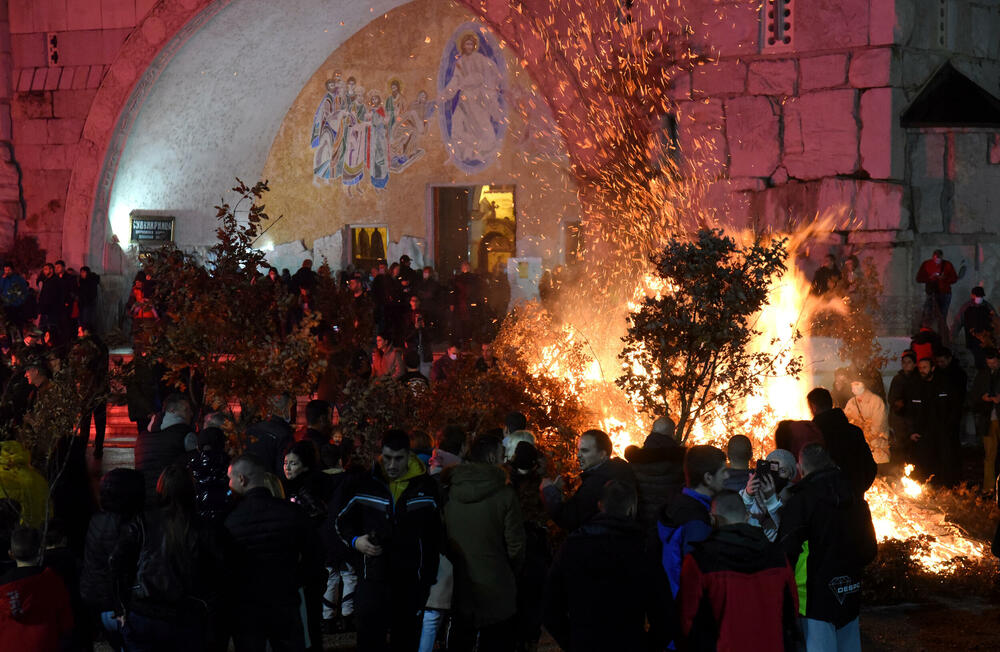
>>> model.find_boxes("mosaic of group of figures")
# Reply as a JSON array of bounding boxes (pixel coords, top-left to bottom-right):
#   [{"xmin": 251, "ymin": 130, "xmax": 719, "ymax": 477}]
[{"xmin": 310, "ymin": 22, "xmax": 507, "ymax": 195}]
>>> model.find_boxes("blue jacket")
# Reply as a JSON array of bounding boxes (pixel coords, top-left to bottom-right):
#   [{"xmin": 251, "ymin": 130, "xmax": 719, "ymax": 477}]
[
  {"xmin": 0, "ymin": 272, "xmax": 28, "ymax": 307},
  {"xmin": 657, "ymin": 487, "xmax": 712, "ymax": 596}
]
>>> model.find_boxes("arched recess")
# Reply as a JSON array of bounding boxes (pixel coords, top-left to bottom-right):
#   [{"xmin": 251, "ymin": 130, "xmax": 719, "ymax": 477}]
[{"xmin": 64, "ymin": 0, "xmax": 591, "ymax": 270}]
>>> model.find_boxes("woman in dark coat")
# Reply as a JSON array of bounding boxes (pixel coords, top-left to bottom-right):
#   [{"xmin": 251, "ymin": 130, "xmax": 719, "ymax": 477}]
[
  {"xmin": 282, "ymin": 440, "xmax": 333, "ymax": 651},
  {"xmin": 80, "ymin": 468, "xmax": 145, "ymax": 650}
]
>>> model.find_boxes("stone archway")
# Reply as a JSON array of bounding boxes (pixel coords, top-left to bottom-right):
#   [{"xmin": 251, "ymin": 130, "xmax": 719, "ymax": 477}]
[{"xmin": 63, "ymin": 0, "xmax": 594, "ymax": 270}]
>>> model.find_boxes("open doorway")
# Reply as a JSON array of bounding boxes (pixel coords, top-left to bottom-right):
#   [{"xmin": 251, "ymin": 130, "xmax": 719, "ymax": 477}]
[{"xmin": 432, "ymin": 185, "xmax": 516, "ymax": 276}]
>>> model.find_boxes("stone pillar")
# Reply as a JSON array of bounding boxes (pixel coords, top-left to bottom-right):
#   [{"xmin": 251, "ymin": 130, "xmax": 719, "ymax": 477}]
[{"xmin": 0, "ymin": 0, "xmax": 22, "ymax": 252}]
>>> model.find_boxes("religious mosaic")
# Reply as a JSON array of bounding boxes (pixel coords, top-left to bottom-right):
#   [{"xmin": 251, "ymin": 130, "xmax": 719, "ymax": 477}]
[
  {"xmin": 437, "ymin": 22, "xmax": 507, "ymax": 174},
  {"xmin": 310, "ymin": 72, "xmax": 436, "ymax": 194}
]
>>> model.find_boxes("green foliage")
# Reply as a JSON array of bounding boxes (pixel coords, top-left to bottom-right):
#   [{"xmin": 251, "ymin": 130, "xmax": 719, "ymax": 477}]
[
  {"xmin": 137, "ymin": 180, "xmax": 325, "ymax": 431},
  {"xmin": 336, "ymin": 303, "xmax": 592, "ymax": 476},
  {"xmin": 617, "ymin": 229, "xmax": 800, "ymax": 442}
]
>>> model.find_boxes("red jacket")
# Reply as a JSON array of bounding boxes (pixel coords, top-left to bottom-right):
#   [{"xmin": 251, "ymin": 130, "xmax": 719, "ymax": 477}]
[
  {"xmin": 680, "ymin": 524, "xmax": 798, "ymax": 652},
  {"xmin": 916, "ymin": 259, "xmax": 958, "ymax": 295},
  {"xmin": 0, "ymin": 566, "xmax": 73, "ymax": 652}
]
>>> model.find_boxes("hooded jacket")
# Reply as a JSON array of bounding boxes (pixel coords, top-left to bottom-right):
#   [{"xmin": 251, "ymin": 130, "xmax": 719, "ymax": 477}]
[
  {"xmin": 335, "ymin": 455, "xmax": 441, "ymax": 590},
  {"xmin": 777, "ymin": 467, "xmax": 877, "ymax": 627},
  {"xmin": 680, "ymin": 523, "xmax": 798, "ymax": 651},
  {"xmin": 0, "ymin": 441, "xmax": 48, "ymax": 527},
  {"xmin": 0, "ymin": 566, "xmax": 73, "ymax": 652},
  {"xmin": 444, "ymin": 463, "xmax": 526, "ymax": 626},
  {"xmin": 544, "ymin": 515, "xmax": 675, "ymax": 652}
]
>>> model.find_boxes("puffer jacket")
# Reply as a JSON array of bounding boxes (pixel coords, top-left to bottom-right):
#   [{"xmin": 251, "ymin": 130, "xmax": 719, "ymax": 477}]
[
  {"xmin": 778, "ymin": 467, "xmax": 877, "ymax": 627},
  {"xmin": 335, "ymin": 456, "xmax": 441, "ymax": 589},
  {"xmin": 188, "ymin": 450, "xmax": 233, "ymax": 524},
  {"xmin": 444, "ymin": 463, "xmax": 525, "ymax": 627},
  {"xmin": 225, "ymin": 487, "xmax": 323, "ymax": 609},
  {"xmin": 134, "ymin": 422, "xmax": 191, "ymax": 506},
  {"xmin": 624, "ymin": 443, "xmax": 685, "ymax": 531}
]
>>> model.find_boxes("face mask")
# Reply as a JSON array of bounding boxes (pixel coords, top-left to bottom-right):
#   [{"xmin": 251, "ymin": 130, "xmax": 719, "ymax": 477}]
[
  {"xmin": 933, "ymin": 256, "xmax": 941, "ymax": 264},
  {"xmin": 773, "ymin": 476, "xmax": 789, "ymax": 495},
  {"xmin": 448, "ymin": 352, "xmax": 458, "ymax": 360},
  {"xmin": 851, "ymin": 383, "xmax": 865, "ymax": 397},
  {"xmin": 974, "ymin": 297, "xmax": 984, "ymax": 305}
]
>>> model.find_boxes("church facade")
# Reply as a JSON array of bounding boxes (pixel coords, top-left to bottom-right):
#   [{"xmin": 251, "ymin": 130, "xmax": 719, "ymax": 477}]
[{"xmin": 0, "ymin": 0, "xmax": 998, "ymax": 331}]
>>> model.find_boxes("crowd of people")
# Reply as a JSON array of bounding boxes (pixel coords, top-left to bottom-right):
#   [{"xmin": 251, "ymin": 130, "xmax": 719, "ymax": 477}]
[
  {"xmin": 1, "ymin": 385, "xmax": 884, "ymax": 652},
  {"xmin": 0, "ymin": 249, "xmax": 994, "ymax": 652}
]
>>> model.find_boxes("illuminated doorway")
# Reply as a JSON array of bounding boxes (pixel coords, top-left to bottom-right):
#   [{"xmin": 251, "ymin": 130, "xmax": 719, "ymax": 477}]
[{"xmin": 432, "ymin": 185, "xmax": 516, "ymax": 276}]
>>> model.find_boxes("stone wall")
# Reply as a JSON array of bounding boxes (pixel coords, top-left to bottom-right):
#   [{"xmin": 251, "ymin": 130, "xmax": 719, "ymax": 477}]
[{"xmin": 7, "ymin": 0, "xmax": 157, "ymax": 260}]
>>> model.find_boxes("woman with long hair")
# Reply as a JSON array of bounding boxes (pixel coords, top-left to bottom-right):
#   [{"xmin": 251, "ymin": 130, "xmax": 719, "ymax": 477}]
[
  {"xmin": 111, "ymin": 464, "xmax": 226, "ymax": 651},
  {"xmin": 282, "ymin": 440, "xmax": 332, "ymax": 651}
]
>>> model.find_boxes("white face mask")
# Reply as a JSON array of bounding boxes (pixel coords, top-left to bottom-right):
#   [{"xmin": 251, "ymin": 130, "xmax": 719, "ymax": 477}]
[
  {"xmin": 850, "ymin": 383, "xmax": 865, "ymax": 397},
  {"xmin": 974, "ymin": 297, "xmax": 984, "ymax": 305},
  {"xmin": 448, "ymin": 352, "xmax": 458, "ymax": 360}
]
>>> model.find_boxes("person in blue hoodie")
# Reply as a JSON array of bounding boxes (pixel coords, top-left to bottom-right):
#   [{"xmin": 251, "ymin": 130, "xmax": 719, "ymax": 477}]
[{"xmin": 658, "ymin": 445, "xmax": 729, "ymax": 596}]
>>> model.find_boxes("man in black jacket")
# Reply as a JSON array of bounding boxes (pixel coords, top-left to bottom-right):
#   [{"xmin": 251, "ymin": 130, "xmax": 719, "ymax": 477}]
[
  {"xmin": 227, "ymin": 453, "xmax": 323, "ymax": 652},
  {"xmin": 624, "ymin": 416, "xmax": 686, "ymax": 534},
  {"xmin": 541, "ymin": 429, "xmax": 637, "ymax": 533},
  {"xmin": 335, "ymin": 430, "xmax": 441, "ymax": 652},
  {"xmin": 544, "ymin": 480, "xmax": 675, "ymax": 652},
  {"xmin": 971, "ymin": 348, "xmax": 1000, "ymax": 492},
  {"xmin": 246, "ymin": 394, "xmax": 295, "ymax": 475},
  {"xmin": 778, "ymin": 444, "xmax": 876, "ymax": 652},
  {"xmin": 934, "ymin": 347, "xmax": 967, "ymax": 485},
  {"xmin": 807, "ymin": 388, "xmax": 876, "ymax": 495},
  {"xmin": 302, "ymin": 399, "xmax": 332, "ymax": 451},
  {"xmin": 887, "ymin": 351, "xmax": 919, "ymax": 464},
  {"xmin": 910, "ymin": 358, "xmax": 961, "ymax": 483},
  {"xmin": 133, "ymin": 394, "xmax": 194, "ymax": 507}
]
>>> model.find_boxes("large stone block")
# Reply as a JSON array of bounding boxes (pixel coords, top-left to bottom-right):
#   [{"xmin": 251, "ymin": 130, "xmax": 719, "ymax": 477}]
[
  {"xmin": 800, "ymin": 54, "xmax": 848, "ymax": 90},
  {"xmin": 794, "ymin": 0, "xmax": 869, "ymax": 50},
  {"xmin": 692, "ymin": 59, "xmax": 747, "ymax": 96},
  {"xmin": 849, "ymin": 48, "xmax": 892, "ymax": 88},
  {"xmin": 725, "ymin": 95, "xmax": 780, "ymax": 177},
  {"xmin": 677, "ymin": 99, "xmax": 727, "ymax": 178},
  {"xmin": 869, "ymin": 0, "xmax": 896, "ymax": 45},
  {"xmin": 950, "ymin": 132, "xmax": 1000, "ymax": 233},
  {"xmin": 747, "ymin": 59, "xmax": 796, "ymax": 96},
  {"xmin": 67, "ymin": 0, "xmax": 103, "ymax": 31},
  {"xmin": 52, "ymin": 88, "xmax": 97, "ymax": 118},
  {"xmin": 12, "ymin": 92, "xmax": 53, "ymax": 119},
  {"xmin": 906, "ymin": 132, "xmax": 945, "ymax": 233},
  {"xmin": 11, "ymin": 33, "xmax": 46, "ymax": 69},
  {"xmin": 854, "ymin": 181, "xmax": 906, "ymax": 230},
  {"xmin": 685, "ymin": 1, "xmax": 759, "ymax": 57},
  {"xmin": 12, "ymin": 117, "xmax": 49, "ymax": 145},
  {"xmin": 101, "ymin": 0, "xmax": 137, "ymax": 30},
  {"xmin": 46, "ymin": 117, "xmax": 84, "ymax": 144},
  {"xmin": 860, "ymin": 88, "xmax": 892, "ymax": 179},
  {"xmin": 782, "ymin": 89, "xmax": 859, "ymax": 179},
  {"xmin": 57, "ymin": 29, "xmax": 107, "ymax": 67}
]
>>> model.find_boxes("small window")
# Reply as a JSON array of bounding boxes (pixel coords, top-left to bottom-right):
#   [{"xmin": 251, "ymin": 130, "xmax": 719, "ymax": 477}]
[
  {"xmin": 351, "ymin": 226, "xmax": 388, "ymax": 272},
  {"xmin": 761, "ymin": 0, "xmax": 793, "ymax": 51}
]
